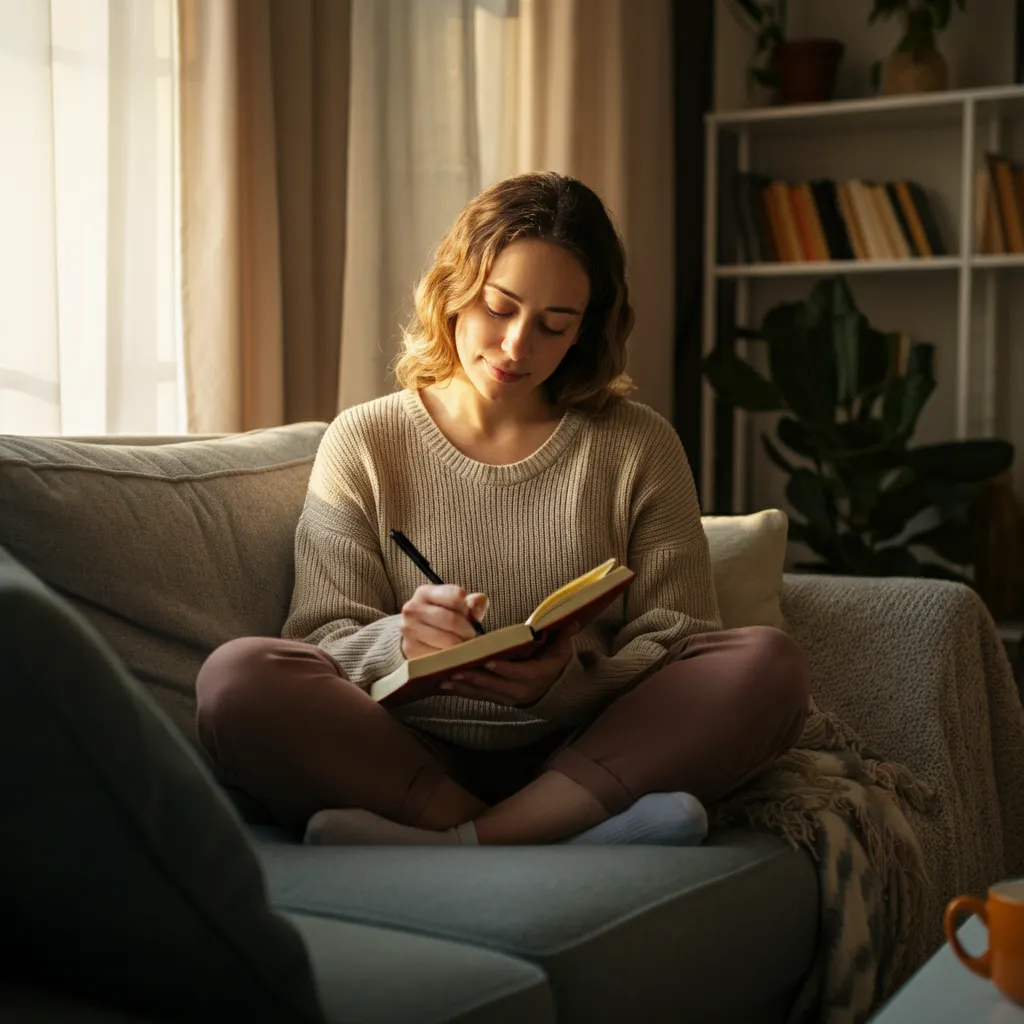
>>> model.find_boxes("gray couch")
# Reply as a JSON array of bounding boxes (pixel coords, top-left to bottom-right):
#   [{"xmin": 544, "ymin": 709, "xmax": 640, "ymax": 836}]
[{"xmin": 1, "ymin": 421, "xmax": 961, "ymax": 1023}]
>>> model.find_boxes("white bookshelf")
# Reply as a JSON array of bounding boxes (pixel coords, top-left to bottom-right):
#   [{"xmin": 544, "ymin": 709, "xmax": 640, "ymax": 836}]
[{"xmin": 701, "ymin": 83, "xmax": 1024, "ymax": 515}]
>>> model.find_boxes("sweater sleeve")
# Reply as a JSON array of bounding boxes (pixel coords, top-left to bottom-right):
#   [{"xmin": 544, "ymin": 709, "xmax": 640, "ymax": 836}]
[
  {"xmin": 528, "ymin": 417, "xmax": 723, "ymax": 725},
  {"xmin": 279, "ymin": 420, "xmax": 405, "ymax": 688}
]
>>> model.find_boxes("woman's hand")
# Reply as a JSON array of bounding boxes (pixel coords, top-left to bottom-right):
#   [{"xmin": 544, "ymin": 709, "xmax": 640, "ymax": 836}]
[
  {"xmin": 400, "ymin": 585, "xmax": 489, "ymax": 659},
  {"xmin": 439, "ymin": 623, "xmax": 580, "ymax": 706}
]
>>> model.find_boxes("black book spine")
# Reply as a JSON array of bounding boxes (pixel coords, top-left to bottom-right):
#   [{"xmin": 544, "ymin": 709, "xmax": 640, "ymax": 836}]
[
  {"xmin": 734, "ymin": 173, "xmax": 761, "ymax": 263},
  {"xmin": 749, "ymin": 173, "xmax": 778, "ymax": 261},
  {"xmin": 907, "ymin": 182, "xmax": 947, "ymax": 256},
  {"xmin": 885, "ymin": 182, "xmax": 920, "ymax": 256},
  {"xmin": 811, "ymin": 180, "xmax": 854, "ymax": 260}
]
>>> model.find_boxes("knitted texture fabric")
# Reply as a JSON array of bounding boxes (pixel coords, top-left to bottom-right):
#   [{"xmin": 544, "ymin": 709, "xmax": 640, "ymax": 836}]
[
  {"xmin": 713, "ymin": 572, "xmax": 1024, "ymax": 1022},
  {"xmin": 281, "ymin": 389, "xmax": 723, "ymax": 750}
]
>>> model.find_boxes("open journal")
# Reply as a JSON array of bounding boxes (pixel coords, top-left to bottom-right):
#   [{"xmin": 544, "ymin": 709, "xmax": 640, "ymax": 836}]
[{"xmin": 371, "ymin": 558, "xmax": 636, "ymax": 708}]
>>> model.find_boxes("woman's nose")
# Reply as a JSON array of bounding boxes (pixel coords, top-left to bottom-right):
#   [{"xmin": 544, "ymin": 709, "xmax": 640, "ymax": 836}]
[{"xmin": 502, "ymin": 318, "xmax": 530, "ymax": 359}]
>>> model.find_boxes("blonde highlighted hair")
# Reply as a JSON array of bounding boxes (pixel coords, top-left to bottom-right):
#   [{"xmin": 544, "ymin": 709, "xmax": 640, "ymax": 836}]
[{"xmin": 394, "ymin": 172, "xmax": 635, "ymax": 414}]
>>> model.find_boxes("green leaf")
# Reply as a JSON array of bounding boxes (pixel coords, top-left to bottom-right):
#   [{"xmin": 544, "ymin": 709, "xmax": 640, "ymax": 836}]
[
  {"xmin": 917, "ymin": 561, "xmax": 973, "ymax": 585},
  {"xmin": 863, "ymin": 544, "xmax": 924, "ymax": 577},
  {"xmin": 777, "ymin": 416, "xmax": 817, "ymax": 458},
  {"xmin": 702, "ymin": 345, "xmax": 785, "ymax": 412},
  {"xmin": 761, "ymin": 432, "xmax": 796, "ymax": 474},
  {"xmin": 906, "ymin": 519, "xmax": 974, "ymax": 565},
  {"xmin": 910, "ymin": 439, "xmax": 1014, "ymax": 483},
  {"xmin": 762, "ymin": 284, "xmax": 838, "ymax": 431},
  {"xmin": 733, "ymin": 0, "xmax": 766, "ymax": 25},
  {"xmin": 787, "ymin": 517, "xmax": 842, "ymax": 567},
  {"xmin": 832, "ymin": 444, "xmax": 907, "ymax": 477},
  {"xmin": 882, "ymin": 342, "xmax": 935, "ymax": 440},
  {"xmin": 857, "ymin": 328, "xmax": 892, "ymax": 397},
  {"xmin": 831, "ymin": 278, "xmax": 863, "ymax": 410},
  {"xmin": 868, "ymin": 470, "xmax": 932, "ymax": 540},
  {"xmin": 786, "ymin": 469, "xmax": 834, "ymax": 537},
  {"xmin": 786, "ymin": 518, "xmax": 813, "ymax": 544},
  {"xmin": 869, "ymin": 0, "xmax": 906, "ymax": 24},
  {"xmin": 837, "ymin": 531, "xmax": 874, "ymax": 573},
  {"xmin": 751, "ymin": 65, "xmax": 780, "ymax": 89},
  {"xmin": 926, "ymin": 0, "xmax": 952, "ymax": 31}
]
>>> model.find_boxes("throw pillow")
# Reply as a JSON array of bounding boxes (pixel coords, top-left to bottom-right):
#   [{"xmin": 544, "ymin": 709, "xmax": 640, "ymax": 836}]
[
  {"xmin": 0, "ymin": 424, "xmax": 326, "ymax": 742},
  {"xmin": 701, "ymin": 508, "xmax": 789, "ymax": 631},
  {"xmin": 0, "ymin": 545, "xmax": 324, "ymax": 1022}
]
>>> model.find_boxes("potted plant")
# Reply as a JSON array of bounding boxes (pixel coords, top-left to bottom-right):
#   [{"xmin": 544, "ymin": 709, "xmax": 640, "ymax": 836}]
[
  {"xmin": 869, "ymin": 0, "xmax": 966, "ymax": 95},
  {"xmin": 703, "ymin": 276, "xmax": 1014, "ymax": 582},
  {"xmin": 730, "ymin": 0, "xmax": 845, "ymax": 105}
]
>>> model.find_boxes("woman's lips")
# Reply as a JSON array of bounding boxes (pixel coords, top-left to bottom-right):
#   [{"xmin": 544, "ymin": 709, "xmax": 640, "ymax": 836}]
[{"xmin": 485, "ymin": 360, "xmax": 527, "ymax": 384}]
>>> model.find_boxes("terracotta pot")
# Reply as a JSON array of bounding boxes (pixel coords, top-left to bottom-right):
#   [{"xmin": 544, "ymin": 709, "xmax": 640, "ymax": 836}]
[
  {"xmin": 882, "ymin": 46, "xmax": 949, "ymax": 95},
  {"xmin": 774, "ymin": 38, "xmax": 845, "ymax": 105}
]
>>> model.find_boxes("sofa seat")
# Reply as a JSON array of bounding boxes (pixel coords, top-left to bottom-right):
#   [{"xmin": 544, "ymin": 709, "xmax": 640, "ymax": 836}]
[
  {"xmin": 254, "ymin": 827, "xmax": 819, "ymax": 1024},
  {"xmin": 0, "ymin": 914, "xmax": 554, "ymax": 1024},
  {"xmin": 285, "ymin": 914, "xmax": 555, "ymax": 1024}
]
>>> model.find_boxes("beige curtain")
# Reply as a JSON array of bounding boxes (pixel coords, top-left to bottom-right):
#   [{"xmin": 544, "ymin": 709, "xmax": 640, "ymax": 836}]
[
  {"xmin": 177, "ymin": 0, "xmax": 349, "ymax": 433},
  {"xmin": 179, "ymin": 0, "xmax": 674, "ymax": 429}
]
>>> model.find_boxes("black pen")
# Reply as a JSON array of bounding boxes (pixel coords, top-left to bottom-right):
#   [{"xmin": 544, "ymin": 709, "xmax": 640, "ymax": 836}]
[{"xmin": 389, "ymin": 529, "xmax": 486, "ymax": 635}]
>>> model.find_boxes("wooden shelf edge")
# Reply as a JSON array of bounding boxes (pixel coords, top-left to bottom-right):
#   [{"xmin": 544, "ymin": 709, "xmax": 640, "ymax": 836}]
[{"xmin": 716, "ymin": 257, "xmax": 961, "ymax": 278}]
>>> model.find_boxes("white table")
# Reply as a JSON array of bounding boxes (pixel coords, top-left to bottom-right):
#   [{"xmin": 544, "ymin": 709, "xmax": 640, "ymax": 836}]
[{"xmin": 871, "ymin": 916, "xmax": 1024, "ymax": 1022}]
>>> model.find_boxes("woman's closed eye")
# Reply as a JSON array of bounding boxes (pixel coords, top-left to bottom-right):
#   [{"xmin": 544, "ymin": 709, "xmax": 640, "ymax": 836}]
[{"xmin": 485, "ymin": 304, "xmax": 567, "ymax": 336}]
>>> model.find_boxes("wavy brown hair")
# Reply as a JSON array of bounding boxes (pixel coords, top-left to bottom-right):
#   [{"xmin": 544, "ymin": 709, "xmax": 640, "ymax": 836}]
[{"xmin": 394, "ymin": 172, "xmax": 635, "ymax": 414}]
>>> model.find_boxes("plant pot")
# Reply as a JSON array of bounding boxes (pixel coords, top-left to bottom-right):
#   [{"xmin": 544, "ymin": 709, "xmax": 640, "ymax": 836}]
[
  {"xmin": 774, "ymin": 38, "xmax": 845, "ymax": 105},
  {"xmin": 882, "ymin": 45, "xmax": 949, "ymax": 95}
]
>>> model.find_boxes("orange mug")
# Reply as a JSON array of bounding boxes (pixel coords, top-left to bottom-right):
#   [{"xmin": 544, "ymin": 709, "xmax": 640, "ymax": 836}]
[{"xmin": 946, "ymin": 880, "xmax": 1024, "ymax": 1005}]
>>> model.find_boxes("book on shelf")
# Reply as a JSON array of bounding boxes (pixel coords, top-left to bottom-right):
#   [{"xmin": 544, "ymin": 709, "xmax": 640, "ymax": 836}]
[
  {"xmin": 811, "ymin": 180, "xmax": 855, "ymax": 260},
  {"xmin": 729, "ymin": 174, "xmax": 947, "ymax": 265},
  {"xmin": 791, "ymin": 183, "xmax": 830, "ymax": 261},
  {"xmin": 893, "ymin": 181, "xmax": 934, "ymax": 257},
  {"xmin": 369, "ymin": 558, "xmax": 635, "ymax": 709},
  {"xmin": 766, "ymin": 180, "xmax": 805, "ymax": 262},
  {"xmin": 885, "ymin": 182, "xmax": 921, "ymax": 257},
  {"xmin": 976, "ymin": 168, "xmax": 1007, "ymax": 254},
  {"xmin": 980, "ymin": 153, "xmax": 1024, "ymax": 255},
  {"xmin": 836, "ymin": 182, "xmax": 869, "ymax": 259}
]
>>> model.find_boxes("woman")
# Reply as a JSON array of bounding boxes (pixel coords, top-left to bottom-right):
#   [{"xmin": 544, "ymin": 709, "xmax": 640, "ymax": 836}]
[{"xmin": 195, "ymin": 172, "xmax": 810, "ymax": 847}]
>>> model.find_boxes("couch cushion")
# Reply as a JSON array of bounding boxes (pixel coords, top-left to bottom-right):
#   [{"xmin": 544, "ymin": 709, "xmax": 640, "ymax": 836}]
[
  {"xmin": 254, "ymin": 829, "xmax": 818, "ymax": 1024},
  {"xmin": 0, "ymin": 546, "xmax": 323, "ymax": 1023},
  {"xmin": 288, "ymin": 913, "xmax": 555, "ymax": 1024},
  {"xmin": 0, "ymin": 424, "xmax": 326, "ymax": 741},
  {"xmin": 702, "ymin": 508, "xmax": 789, "ymax": 631}
]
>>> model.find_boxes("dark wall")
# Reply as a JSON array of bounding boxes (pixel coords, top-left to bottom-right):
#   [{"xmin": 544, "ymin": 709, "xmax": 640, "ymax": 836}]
[{"xmin": 672, "ymin": 0, "xmax": 715, "ymax": 504}]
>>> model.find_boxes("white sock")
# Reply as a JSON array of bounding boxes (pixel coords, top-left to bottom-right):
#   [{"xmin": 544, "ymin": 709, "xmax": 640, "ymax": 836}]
[
  {"xmin": 564, "ymin": 792, "xmax": 708, "ymax": 846},
  {"xmin": 303, "ymin": 808, "xmax": 479, "ymax": 846}
]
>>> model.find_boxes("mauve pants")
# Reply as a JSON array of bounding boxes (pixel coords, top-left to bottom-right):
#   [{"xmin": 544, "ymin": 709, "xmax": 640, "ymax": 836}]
[{"xmin": 195, "ymin": 626, "xmax": 810, "ymax": 834}]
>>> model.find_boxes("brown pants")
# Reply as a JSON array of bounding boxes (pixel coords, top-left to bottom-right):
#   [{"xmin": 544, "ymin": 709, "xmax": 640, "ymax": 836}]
[{"xmin": 195, "ymin": 626, "xmax": 810, "ymax": 833}]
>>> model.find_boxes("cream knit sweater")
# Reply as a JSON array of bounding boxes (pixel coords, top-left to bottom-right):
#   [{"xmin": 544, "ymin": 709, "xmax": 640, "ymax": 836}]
[{"xmin": 281, "ymin": 389, "xmax": 723, "ymax": 750}]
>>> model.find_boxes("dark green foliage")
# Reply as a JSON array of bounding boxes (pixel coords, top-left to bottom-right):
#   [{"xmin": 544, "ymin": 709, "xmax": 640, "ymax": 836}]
[{"xmin": 703, "ymin": 276, "xmax": 1013, "ymax": 580}]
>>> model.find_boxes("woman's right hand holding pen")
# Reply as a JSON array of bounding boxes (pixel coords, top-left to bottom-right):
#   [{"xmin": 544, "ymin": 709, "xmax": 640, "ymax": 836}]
[{"xmin": 400, "ymin": 585, "xmax": 489, "ymax": 659}]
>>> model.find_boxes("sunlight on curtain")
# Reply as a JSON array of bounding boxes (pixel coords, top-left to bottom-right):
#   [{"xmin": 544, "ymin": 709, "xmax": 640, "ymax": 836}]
[
  {"xmin": 0, "ymin": 0, "xmax": 182, "ymax": 435},
  {"xmin": 337, "ymin": 0, "xmax": 521, "ymax": 410}
]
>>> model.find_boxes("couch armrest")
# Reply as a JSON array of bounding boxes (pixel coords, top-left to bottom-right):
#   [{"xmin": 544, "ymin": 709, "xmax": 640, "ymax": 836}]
[
  {"xmin": 781, "ymin": 571, "xmax": 1021, "ymax": 778},
  {"xmin": 780, "ymin": 572, "xmax": 1024, "ymax": 940}
]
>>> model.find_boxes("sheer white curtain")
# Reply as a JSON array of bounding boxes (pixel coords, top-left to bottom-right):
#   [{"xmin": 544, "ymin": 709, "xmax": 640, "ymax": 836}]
[{"xmin": 0, "ymin": 0, "xmax": 182, "ymax": 436}]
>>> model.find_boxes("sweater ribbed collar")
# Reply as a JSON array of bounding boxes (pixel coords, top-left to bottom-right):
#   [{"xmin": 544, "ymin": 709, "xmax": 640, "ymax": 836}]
[{"xmin": 401, "ymin": 388, "xmax": 585, "ymax": 485}]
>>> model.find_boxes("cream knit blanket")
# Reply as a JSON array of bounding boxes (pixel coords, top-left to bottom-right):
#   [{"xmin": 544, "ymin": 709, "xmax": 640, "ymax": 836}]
[{"xmin": 712, "ymin": 573, "xmax": 1024, "ymax": 1024}]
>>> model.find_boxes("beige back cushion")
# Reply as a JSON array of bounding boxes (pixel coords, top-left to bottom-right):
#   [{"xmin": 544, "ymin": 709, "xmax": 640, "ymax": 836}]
[
  {"xmin": 701, "ymin": 508, "xmax": 789, "ymax": 631},
  {"xmin": 0, "ymin": 424, "xmax": 789, "ymax": 743},
  {"xmin": 0, "ymin": 425, "xmax": 327, "ymax": 743}
]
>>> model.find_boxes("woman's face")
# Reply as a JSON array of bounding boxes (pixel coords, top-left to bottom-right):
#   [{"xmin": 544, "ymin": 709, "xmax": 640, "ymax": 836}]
[{"xmin": 454, "ymin": 238, "xmax": 590, "ymax": 404}]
